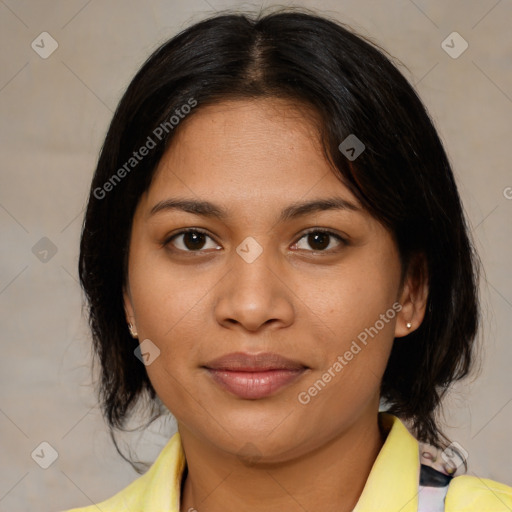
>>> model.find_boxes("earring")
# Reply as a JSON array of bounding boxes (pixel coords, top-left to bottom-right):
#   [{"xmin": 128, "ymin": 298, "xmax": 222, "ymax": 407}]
[
  {"xmin": 128, "ymin": 323, "xmax": 138, "ymax": 339},
  {"xmin": 406, "ymin": 322, "xmax": 412, "ymax": 329}
]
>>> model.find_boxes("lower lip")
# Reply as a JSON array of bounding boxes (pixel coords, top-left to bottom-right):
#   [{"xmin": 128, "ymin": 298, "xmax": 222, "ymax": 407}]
[{"xmin": 206, "ymin": 368, "xmax": 306, "ymax": 399}]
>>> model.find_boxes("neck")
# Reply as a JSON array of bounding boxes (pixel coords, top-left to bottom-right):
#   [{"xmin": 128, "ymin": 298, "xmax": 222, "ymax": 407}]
[{"xmin": 179, "ymin": 411, "xmax": 386, "ymax": 512}]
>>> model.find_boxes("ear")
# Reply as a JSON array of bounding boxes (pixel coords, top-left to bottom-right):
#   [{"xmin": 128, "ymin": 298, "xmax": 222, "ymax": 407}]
[
  {"xmin": 395, "ymin": 253, "xmax": 429, "ymax": 338},
  {"xmin": 123, "ymin": 284, "xmax": 136, "ymax": 328}
]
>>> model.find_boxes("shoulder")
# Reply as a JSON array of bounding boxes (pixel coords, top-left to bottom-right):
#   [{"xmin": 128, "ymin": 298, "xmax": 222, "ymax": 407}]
[
  {"xmin": 417, "ymin": 434, "xmax": 512, "ymax": 511},
  {"xmin": 58, "ymin": 472, "xmax": 151, "ymax": 512},
  {"xmin": 59, "ymin": 432, "xmax": 186, "ymax": 512},
  {"xmin": 445, "ymin": 474, "xmax": 512, "ymax": 511}
]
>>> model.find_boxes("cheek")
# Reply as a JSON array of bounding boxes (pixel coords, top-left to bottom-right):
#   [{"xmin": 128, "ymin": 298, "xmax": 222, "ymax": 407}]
[
  {"xmin": 307, "ymin": 250, "xmax": 401, "ymax": 344},
  {"xmin": 297, "ymin": 245, "xmax": 401, "ymax": 400},
  {"xmin": 128, "ymin": 247, "xmax": 214, "ymax": 340},
  {"xmin": 127, "ymin": 248, "xmax": 215, "ymax": 400},
  {"xmin": 129, "ymin": 262, "xmax": 207, "ymax": 417}
]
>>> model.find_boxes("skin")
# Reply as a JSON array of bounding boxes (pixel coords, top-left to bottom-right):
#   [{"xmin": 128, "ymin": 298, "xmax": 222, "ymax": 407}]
[{"xmin": 123, "ymin": 98, "xmax": 428, "ymax": 512}]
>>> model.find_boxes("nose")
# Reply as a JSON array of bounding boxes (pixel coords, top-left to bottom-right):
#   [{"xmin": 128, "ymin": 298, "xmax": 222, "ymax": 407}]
[{"xmin": 214, "ymin": 240, "xmax": 295, "ymax": 332}]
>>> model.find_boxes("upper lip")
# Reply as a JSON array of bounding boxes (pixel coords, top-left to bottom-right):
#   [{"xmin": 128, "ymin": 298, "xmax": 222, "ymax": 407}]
[{"xmin": 204, "ymin": 352, "xmax": 307, "ymax": 371}]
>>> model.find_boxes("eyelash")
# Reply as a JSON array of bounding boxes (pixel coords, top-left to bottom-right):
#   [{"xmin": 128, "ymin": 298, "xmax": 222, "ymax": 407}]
[{"xmin": 163, "ymin": 227, "xmax": 347, "ymax": 255}]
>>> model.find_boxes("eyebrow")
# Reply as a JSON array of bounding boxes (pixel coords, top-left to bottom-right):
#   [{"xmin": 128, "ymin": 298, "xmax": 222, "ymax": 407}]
[{"xmin": 149, "ymin": 196, "xmax": 361, "ymax": 224}]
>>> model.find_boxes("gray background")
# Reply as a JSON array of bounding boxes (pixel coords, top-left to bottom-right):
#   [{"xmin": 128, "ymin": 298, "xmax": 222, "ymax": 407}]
[{"xmin": 0, "ymin": 1, "xmax": 511, "ymax": 511}]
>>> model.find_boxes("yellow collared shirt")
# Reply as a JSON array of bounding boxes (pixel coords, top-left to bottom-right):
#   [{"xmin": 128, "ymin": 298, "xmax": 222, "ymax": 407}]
[{"xmin": 63, "ymin": 413, "xmax": 512, "ymax": 511}]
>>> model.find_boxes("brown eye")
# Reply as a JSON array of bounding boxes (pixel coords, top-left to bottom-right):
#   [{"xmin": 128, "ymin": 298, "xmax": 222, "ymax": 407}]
[
  {"xmin": 165, "ymin": 229, "xmax": 221, "ymax": 252},
  {"xmin": 293, "ymin": 229, "xmax": 346, "ymax": 252}
]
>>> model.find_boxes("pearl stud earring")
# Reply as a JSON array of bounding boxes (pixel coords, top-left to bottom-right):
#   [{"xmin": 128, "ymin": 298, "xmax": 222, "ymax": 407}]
[{"xmin": 128, "ymin": 323, "xmax": 138, "ymax": 338}]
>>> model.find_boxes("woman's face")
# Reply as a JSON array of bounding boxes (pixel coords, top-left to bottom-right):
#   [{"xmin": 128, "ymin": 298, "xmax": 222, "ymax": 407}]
[{"xmin": 124, "ymin": 98, "xmax": 421, "ymax": 462}]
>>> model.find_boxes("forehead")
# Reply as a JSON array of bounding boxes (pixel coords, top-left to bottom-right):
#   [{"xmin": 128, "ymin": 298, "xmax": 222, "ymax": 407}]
[{"xmin": 144, "ymin": 98, "xmax": 361, "ymax": 214}]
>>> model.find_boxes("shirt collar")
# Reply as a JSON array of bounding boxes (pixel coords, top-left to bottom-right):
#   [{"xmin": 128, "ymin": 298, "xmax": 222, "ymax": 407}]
[
  {"xmin": 138, "ymin": 412, "xmax": 419, "ymax": 512},
  {"xmin": 353, "ymin": 412, "xmax": 420, "ymax": 512}
]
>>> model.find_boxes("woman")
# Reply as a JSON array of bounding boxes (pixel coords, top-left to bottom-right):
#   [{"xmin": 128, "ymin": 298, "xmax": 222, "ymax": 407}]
[{"xmin": 65, "ymin": 9, "xmax": 512, "ymax": 512}]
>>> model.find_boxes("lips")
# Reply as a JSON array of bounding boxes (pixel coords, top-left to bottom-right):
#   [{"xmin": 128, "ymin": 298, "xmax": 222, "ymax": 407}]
[{"xmin": 204, "ymin": 352, "xmax": 308, "ymax": 399}]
